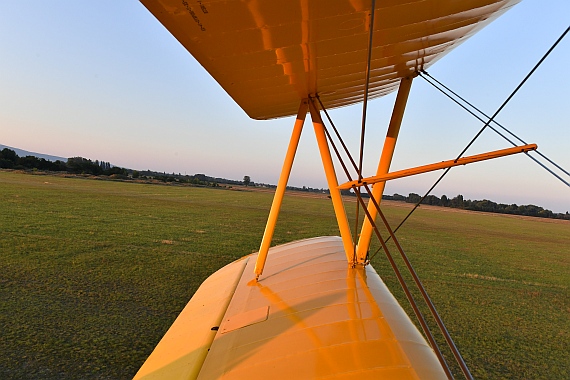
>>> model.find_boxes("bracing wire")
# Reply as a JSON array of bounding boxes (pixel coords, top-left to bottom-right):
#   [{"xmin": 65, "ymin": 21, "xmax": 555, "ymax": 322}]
[
  {"xmin": 359, "ymin": 184, "xmax": 473, "ymax": 379},
  {"xmin": 455, "ymin": 26, "xmax": 569, "ymax": 162},
  {"xmin": 353, "ymin": 0, "xmax": 377, "ymax": 263},
  {"xmin": 310, "ymin": 97, "xmax": 360, "ymax": 263},
  {"xmin": 421, "ymin": 70, "xmax": 570, "ymax": 180},
  {"xmin": 419, "ymin": 71, "xmax": 570, "ymax": 187},
  {"xmin": 310, "ymin": 19, "xmax": 569, "ymax": 380},
  {"xmin": 359, "ymin": 0, "xmax": 377, "ymax": 181},
  {"xmin": 352, "ymin": 190, "xmax": 457, "ymax": 379},
  {"xmin": 315, "ymin": 96, "xmax": 474, "ymax": 379},
  {"xmin": 374, "ymin": 26, "xmax": 570, "ymax": 247}
]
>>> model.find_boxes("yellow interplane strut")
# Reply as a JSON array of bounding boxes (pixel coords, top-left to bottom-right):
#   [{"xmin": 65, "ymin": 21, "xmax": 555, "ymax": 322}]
[
  {"xmin": 356, "ymin": 77, "xmax": 413, "ymax": 263},
  {"xmin": 309, "ymin": 98, "xmax": 355, "ymax": 263},
  {"xmin": 255, "ymin": 100, "xmax": 308, "ymax": 279},
  {"xmin": 339, "ymin": 144, "xmax": 538, "ymax": 190}
]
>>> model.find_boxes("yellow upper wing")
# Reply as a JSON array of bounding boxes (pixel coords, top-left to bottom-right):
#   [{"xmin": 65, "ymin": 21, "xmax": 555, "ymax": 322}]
[{"xmin": 140, "ymin": 0, "xmax": 519, "ymax": 120}]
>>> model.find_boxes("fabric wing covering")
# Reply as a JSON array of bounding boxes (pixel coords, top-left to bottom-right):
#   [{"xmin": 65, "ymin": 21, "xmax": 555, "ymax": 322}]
[{"xmin": 140, "ymin": 0, "xmax": 519, "ymax": 120}]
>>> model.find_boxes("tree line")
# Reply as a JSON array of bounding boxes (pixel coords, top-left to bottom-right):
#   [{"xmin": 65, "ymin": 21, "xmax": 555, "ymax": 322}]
[
  {"xmin": 0, "ymin": 148, "xmax": 128, "ymax": 176},
  {"xmin": 2, "ymin": 147, "xmax": 566, "ymax": 220},
  {"xmin": 383, "ymin": 193, "xmax": 569, "ymax": 220},
  {"xmin": 0, "ymin": 148, "xmax": 221, "ymax": 187}
]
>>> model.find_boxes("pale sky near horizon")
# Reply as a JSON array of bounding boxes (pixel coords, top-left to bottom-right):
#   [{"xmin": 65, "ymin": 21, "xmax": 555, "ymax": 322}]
[{"xmin": 1, "ymin": 1, "xmax": 569, "ymax": 212}]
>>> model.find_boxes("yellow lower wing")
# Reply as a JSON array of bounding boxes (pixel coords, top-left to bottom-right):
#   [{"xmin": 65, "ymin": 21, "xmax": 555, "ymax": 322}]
[{"xmin": 134, "ymin": 237, "xmax": 446, "ymax": 379}]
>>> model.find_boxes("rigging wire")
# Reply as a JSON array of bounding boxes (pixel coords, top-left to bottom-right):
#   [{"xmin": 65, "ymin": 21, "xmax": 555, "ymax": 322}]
[
  {"xmin": 315, "ymin": 95, "xmax": 362, "ymax": 263},
  {"xmin": 307, "ymin": 17, "xmax": 568, "ymax": 380},
  {"xmin": 314, "ymin": 96, "xmax": 478, "ymax": 379},
  {"xmin": 311, "ymin": 97, "xmax": 360, "ymax": 264},
  {"xmin": 371, "ymin": 26, "xmax": 570, "ymax": 251},
  {"xmin": 359, "ymin": 0, "xmax": 377, "ymax": 181},
  {"xmin": 419, "ymin": 72, "xmax": 570, "ymax": 187},
  {"xmin": 355, "ymin": 0, "xmax": 377, "ymax": 263},
  {"xmin": 455, "ymin": 26, "xmax": 569, "ymax": 162},
  {"xmin": 359, "ymin": 184, "xmax": 473, "ymax": 379},
  {"xmin": 353, "ymin": 190, "xmax": 457, "ymax": 379},
  {"xmin": 311, "ymin": 96, "xmax": 456, "ymax": 379},
  {"xmin": 317, "ymin": 96, "xmax": 360, "ymax": 173},
  {"xmin": 421, "ymin": 70, "xmax": 570, "ymax": 180}
]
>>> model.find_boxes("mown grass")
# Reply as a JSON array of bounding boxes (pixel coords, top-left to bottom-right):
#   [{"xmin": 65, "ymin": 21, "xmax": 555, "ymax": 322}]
[
  {"xmin": 368, "ymin": 206, "xmax": 569, "ymax": 378},
  {"xmin": 1, "ymin": 171, "xmax": 568, "ymax": 379}
]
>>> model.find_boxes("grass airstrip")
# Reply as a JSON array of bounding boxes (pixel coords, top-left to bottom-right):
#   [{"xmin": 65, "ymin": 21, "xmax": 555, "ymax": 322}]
[{"xmin": 1, "ymin": 170, "xmax": 568, "ymax": 379}]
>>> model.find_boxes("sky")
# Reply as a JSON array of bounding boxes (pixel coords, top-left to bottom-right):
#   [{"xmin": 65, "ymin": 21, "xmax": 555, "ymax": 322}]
[{"xmin": 1, "ymin": 1, "xmax": 569, "ymax": 213}]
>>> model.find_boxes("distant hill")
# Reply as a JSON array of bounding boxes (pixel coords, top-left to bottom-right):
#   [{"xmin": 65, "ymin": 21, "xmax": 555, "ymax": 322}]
[{"xmin": 0, "ymin": 144, "xmax": 67, "ymax": 162}]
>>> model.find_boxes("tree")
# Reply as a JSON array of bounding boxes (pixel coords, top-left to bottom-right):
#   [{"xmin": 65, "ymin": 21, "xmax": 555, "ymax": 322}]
[
  {"xmin": 0, "ymin": 148, "xmax": 16, "ymax": 169},
  {"xmin": 450, "ymin": 194, "xmax": 464, "ymax": 208},
  {"xmin": 1, "ymin": 148, "xmax": 17, "ymax": 162},
  {"xmin": 243, "ymin": 175, "xmax": 251, "ymax": 186},
  {"xmin": 406, "ymin": 193, "xmax": 422, "ymax": 204}
]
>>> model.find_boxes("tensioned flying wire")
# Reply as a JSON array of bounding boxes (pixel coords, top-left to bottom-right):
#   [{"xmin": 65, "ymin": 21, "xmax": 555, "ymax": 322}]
[
  {"xmin": 310, "ymin": 95, "xmax": 457, "ymax": 380},
  {"xmin": 329, "ymin": 1, "xmax": 468, "ymax": 375},
  {"xmin": 350, "ymin": 0, "xmax": 378, "ymax": 264},
  {"xmin": 419, "ymin": 70, "xmax": 570, "ymax": 187},
  {"xmin": 421, "ymin": 70, "xmax": 570, "ymax": 177},
  {"xmin": 370, "ymin": 25, "xmax": 570, "ymax": 252},
  {"xmin": 359, "ymin": 0, "xmax": 377, "ymax": 181},
  {"xmin": 312, "ymin": 4, "xmax": 570, "ymax": 378},
  {"xmin": 315, "ymin": 90, "xmax": 481, "ymax": 378}
]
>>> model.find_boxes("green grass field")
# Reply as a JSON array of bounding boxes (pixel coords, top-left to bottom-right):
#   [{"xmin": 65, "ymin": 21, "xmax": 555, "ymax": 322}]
[{"xmin": 1, "ymin": 170, "xmax": 568, "ymax": 379}]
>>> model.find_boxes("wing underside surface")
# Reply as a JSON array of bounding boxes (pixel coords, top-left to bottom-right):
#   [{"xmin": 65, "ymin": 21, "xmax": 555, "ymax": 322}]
[{"xmin": 140, "ymin": 0, "xmax": 519, "ymax": 119}]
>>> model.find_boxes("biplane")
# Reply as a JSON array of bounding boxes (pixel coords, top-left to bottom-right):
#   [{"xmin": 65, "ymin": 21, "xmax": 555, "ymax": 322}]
[{"xmin": 130, "ymin": 0, "xmax": 551, "ymax": 378}]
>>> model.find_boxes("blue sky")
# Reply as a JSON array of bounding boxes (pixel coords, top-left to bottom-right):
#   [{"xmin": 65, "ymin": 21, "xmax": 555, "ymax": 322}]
[{"xmin": 1, "ymin": 1, "xmax": 568, "ymax": 212}]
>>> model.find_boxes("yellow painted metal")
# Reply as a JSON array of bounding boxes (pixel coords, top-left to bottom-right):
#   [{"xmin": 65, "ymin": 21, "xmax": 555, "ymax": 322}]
[
  {"xmin": 309, "ymin": 99, "xmax": 354, "ymax": 263},
  {"xmin": 340, "ymin": 144, "xmax": 538, "ymax": 190},
  {"xmin": 254, "ymin": 100, "xmax": 308, "ymax": 279},
  {"xmin": 139, "ymin": 0, "xmax": 521, "ymax": 119},
  {"xmin": 196, "ymin": 237, "xmax": 447, "ymax": 379},
  {"xmin": 133, "ymin": 257, "xmax": 249, "ymax": 380},
  {"xmin": 134, "ymin": 2, "xmax": 526, "ymax": 377},
  {"xmin": 356, "ymin": 76, "xmax": 413, "ymax": 263}
]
